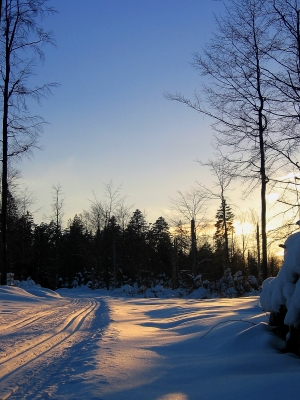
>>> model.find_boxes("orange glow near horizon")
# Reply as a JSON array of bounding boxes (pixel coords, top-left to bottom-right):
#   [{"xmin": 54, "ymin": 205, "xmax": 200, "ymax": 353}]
[{"xmin": 233, "ymin": 220, "xmax": 254, "ymax": 236}]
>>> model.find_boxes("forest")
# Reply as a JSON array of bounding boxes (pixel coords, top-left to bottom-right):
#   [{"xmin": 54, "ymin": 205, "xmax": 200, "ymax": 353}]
[{"xmin": 1, "ymin": 180, "xmax": 277, "ymax": 295}]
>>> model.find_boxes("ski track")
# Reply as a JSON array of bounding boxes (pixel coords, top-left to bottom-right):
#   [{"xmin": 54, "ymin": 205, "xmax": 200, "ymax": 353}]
[
  {"xmin": 0, "ymin": 298, "xmax": 79, "ymax": 334},
  {"xmin": 0, "ymin": 297, "xmax": 109, "ymax": 399}
]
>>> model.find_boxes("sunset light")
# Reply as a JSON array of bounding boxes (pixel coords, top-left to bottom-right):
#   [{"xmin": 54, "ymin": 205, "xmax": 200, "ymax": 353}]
[
  {"xmin": 233, "ymin": 220, "xmax": 254, "ymax": 236},
  {"xmin": 2, "ymin": 0, "xmax": 300, "ymax": 397}
]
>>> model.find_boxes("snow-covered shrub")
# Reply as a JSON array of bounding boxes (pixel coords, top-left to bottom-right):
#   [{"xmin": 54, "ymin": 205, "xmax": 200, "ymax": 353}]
[
  {"xmin": 218, "ymin": 268, "xmax": 237, "ymax": 297},
  {"xmin": 71, "ymin": 278, "xmax": 79, "ymax": 288},
  {"xmin": 193, "ymin": 274, "xmax": 202, "ymax": 288},
  {"xmin": 188, "ymin": 286, "xmax": 209, "ymax": 299},
  {"xmin": 202, "ymin": 279, "xmax": 210, "ymax": 289},
  {"xmin": 19, "ymin": 277, "xmax": 39, "ymax": 288},
  {"xmin": 260, "ymin": 232, "xmax": 300, "ymax": 327},
  {"xmin": 233, "ymin": 271, "xmax": 252, "ymax": 296},
  {"xmin": 120, "ymin": 284, "xmax": 134, "ymax": 295},
  {"xmin": 177, "ymin": 270, "xmax": 195, "ymax": 293},
  {"xmin": 248, "ymin": 275, "xmax": 259, "ymax": 289}
]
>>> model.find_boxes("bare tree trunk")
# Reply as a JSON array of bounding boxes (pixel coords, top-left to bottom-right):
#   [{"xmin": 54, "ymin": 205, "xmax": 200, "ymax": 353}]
[
  {"xmin": 258, "ymin": 97, "xmax": 268, "ymax": 280},
  {"xmin": 1, "ymin": 1, "xmax": 10, "ymax": 284},
  {"xmin": 256, "ymin": 223, "xmax": 261, "ymax": 277},
  {"xmin": 113, "ymin": 240, "xmax": 117, "ymax": 289},
  {"xmin": 172, "ymin": 238, "xmax": 178, "ymax": 289},
  {"xmin": 261, "ymin": 173, "xmax": 268, "ymax": 280},
  {"xmin": 191, "ymin": 219, "xmax": 197, "ymax": 275},
  {"xmin": 221, "ymin": 197, "xmax": 230, "ymax": 268}
]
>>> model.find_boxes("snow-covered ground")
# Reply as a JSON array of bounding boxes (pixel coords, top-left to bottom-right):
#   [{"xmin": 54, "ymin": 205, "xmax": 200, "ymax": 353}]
[{"xmin": 0, "ymin": 285, "xmax": 299, "ymax": 400}]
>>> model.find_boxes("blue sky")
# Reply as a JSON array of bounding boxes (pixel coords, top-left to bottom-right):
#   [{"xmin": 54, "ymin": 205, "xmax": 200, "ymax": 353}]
[{"xmin": 20, "ymin": 0, "xmax": 227, "ymax": 224}]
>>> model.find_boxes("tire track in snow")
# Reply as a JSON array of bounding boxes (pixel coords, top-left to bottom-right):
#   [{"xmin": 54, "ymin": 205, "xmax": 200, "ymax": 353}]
[{"xmin": 0, "ymin": 297, "xmax": 100, "ymax": 398}]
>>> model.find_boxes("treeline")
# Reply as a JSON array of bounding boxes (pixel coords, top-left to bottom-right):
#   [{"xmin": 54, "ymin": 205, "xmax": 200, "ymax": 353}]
[{"xmin": 1, "ymin": 186, "xmax": 281, "ymax": 292}]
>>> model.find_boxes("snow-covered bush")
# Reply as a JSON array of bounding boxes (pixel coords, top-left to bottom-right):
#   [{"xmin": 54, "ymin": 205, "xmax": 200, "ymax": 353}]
[
  {"xmin": 218, "ymin": 268, "xmax": 237, "ymax": 297},
  {"xmin": 120, "ymin": 284, "xmax": 134, "ymax": 295},
  {"xmin": 193, "ymin": 274, "xmax": 203, "ymax": 288},
  {"xmin": 233, "ymin": 271, "xmax": 253, "ymax": 296},
  {"xmin": 260, "ymin": 232, "xmax": 300, "ymax": 327},
  {"xmin": 18, "ymin": 277, "xmax": 39, "ymax": 288},
  {"xmin": 188, "ymin": 286, "xmax": 209, "ymax": 299},
  {"xmin": 248, "ymin": 275, "xmax": 259, "ymax": 289}
]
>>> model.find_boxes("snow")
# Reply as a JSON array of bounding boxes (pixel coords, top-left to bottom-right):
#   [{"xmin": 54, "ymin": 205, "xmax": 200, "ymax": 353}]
[
  {"xmin": 260, "ymin": 231, "xmax": 300, "ymax": 326},
  {"xmin": 0, "ymin": 285, "xmax": 299, "ymax": 400}
]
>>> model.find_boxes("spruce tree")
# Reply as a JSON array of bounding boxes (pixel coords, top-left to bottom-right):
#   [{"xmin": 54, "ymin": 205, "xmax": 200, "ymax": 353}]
[
  {"xmin": 150, "ymin": 217, "xmax": 172, "ymax": 276},
  {"xmin": 124, "ymin": 209, "xmax": 148, "ymax": 281},
  {"xmin": 214, "ymin": 199, "xmax": 234, "ymax": 272}
]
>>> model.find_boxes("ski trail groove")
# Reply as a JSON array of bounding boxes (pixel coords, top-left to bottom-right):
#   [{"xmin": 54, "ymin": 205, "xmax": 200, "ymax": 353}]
[
  {"xmin": 0, "ymin": 298, "xmax": 79, "ymax": 333},
  {"xmin": 0, "ymin": 298, "xmax": 98, "ymax": 385}
]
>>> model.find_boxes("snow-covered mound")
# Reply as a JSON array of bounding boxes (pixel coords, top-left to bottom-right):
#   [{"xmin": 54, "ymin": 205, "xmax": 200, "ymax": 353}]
[
  {"xmin": 260, "ymin": 231, "xmax": 300, "ymax": 326},
  {"xmin": 23, "ymin": 286, "xmax": 62, "ymax": 299},
  {"xmin": 0, "ymin": 286, "xmax": 43, "ymax": 302},
  {"xmin": 0, "ymin": 281, "xmax": 62, "ymax": 302}
]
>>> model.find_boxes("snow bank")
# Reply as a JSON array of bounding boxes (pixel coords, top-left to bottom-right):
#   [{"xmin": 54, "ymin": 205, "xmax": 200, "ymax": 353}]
[
  {"xmin": 260, "ymin": 231, "xmax": 300, "ymax": 326},
  {"xmin": 23, "ymin": 286, "xmax": 62, "ymax": 299},
  {"xmin": 0, "ymin": 286, "xmax": 41, "ymax": 302},
  {"xmin": 0, "ymin": 279, "xmax": 62, "ymax": 301}
]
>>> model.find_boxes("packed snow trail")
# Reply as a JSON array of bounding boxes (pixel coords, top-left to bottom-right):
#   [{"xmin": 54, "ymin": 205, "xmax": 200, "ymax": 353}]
[{"xmin": 0, "ymin": 292, "xmax": 110, "ymax": 399}]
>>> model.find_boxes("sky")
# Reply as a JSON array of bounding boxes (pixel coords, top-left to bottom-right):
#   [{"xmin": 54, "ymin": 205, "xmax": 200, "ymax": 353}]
[{"xmin": 18, "ymin": 0, "xmax": 233, "ymax": 225}]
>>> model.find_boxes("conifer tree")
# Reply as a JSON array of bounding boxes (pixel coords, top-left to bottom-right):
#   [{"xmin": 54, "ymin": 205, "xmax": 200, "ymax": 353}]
[
  {"xmin": 150, "ymin": 217, "xmax": 172, "ymax": 276},
  {"xmin": 214, "ymin": 199, "xmax": 235, "ymax": 271},
  {"xmin": 124, "ymin": 209, "xmax": 148, "ymax": 280}
]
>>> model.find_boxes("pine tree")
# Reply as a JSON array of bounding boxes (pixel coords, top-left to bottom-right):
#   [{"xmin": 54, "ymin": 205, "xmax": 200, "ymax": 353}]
[
  {"xmin": 214, "ymin": 198, "xmax": 234, "ymax": 272},
  {"xmin": 150, "ymin": 217, "xmax": 172, "ymax": 276},
  {"xmin": 32, "ymin": 222, "xmax": 56, "ymax": 288},
  {"xmin": 173, "ymin": 220, "xmax": 190, "ymax": 272},
  {"xmin": 124, "ymin": 209, "xmax": 148, "ymax": 281},
  {"xmin": 62, "ymin": 214, "xmax": 92, "ymax": 286}
]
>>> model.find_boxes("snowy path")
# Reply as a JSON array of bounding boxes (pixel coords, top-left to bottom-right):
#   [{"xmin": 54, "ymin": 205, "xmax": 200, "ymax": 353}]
[
  {"xmin": 0, "ymin": 292, "xmax": 109, "ymax": 399},
  {"xmin": 1, "ymin": 287, "xmax": 300, "ymax": 399}
]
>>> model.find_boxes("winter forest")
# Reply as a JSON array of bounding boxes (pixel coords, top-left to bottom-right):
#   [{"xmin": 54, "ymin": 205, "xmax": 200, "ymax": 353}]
[
  {"xmin": 5, "ymin": 1, "xmax": 300, "ymax": 398},
  {"xmin": 1, "ymin": 0, "xmax": 300, "ymax": 299},
  {"xmin": 3, "ymin": 180, "xmax": 267, "ymax": 296}
]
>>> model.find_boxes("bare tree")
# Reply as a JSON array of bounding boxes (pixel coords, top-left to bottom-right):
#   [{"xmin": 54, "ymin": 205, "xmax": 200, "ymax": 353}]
[
  {"xmin": 170, "ymin": 187, "xmax": 208, "ymax": 228},
  {"xmin": 88, "ymin": 192, "xmax": 105, "ymax": 234},
  {"xmin": 115, "ymin": 198, "xmax": 133, "ymax": 233},
  {"xmin": 51, "ymin": 183, "xmax": 64, "ymax": 237},
  {"xmin": 17, "ymin": 186, "xmax": 36, "ymax": 217},
  {"xmin": 169, "ymin": 187, "xmax": 208, "ymax": 274},
  {"xmin": 0, "ymin": 0, "xmax": 57, "ymax": 283},
  {"xmin": 269, "ymin": 0, "xmax": 300, "ymax": 119},
  {"xmin": 103, "ymin": 181, "xmax": 123, "ymax": 222},
  {"xmin": 236, "ymin": 210, "xmax": 253, "ymax": 270},
  {"xmin": 87, "ymin": 181, "xmax": 132, "ymax": 234},
  {"xmin": 265, "ymin": 172, "xmax": 300, "ymax": 240},
  {"xmin": 166, "ymin": 0, "xmax": 295, "ymax": 280}
]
